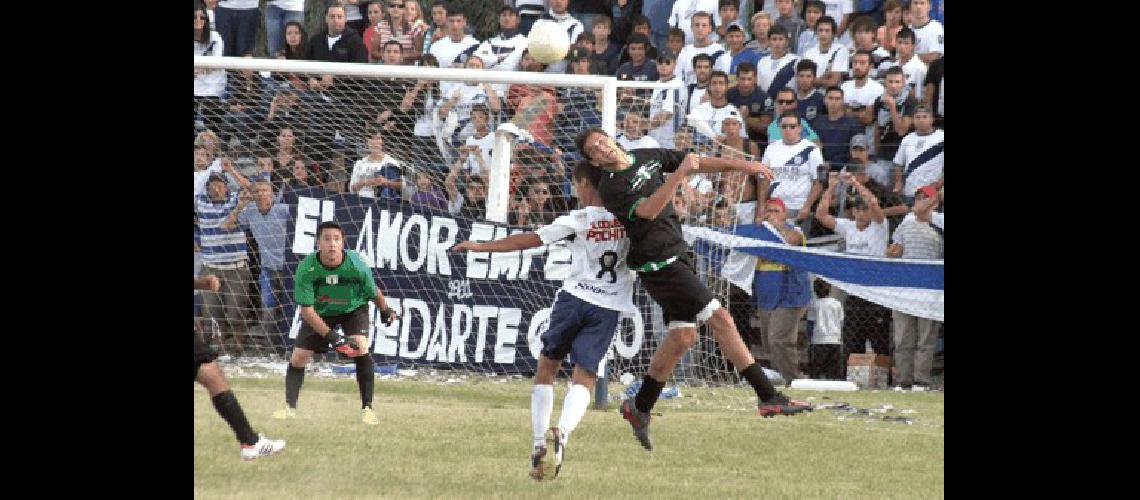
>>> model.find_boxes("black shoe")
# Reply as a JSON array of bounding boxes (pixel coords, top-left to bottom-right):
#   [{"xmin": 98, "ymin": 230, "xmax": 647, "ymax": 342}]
[
  {"xmin": 620, "ymin": 400, "xmax": 653, "ymax": 451},
  {"xmin": 757, "ymin": 393, "xmax": 813, "ymax": 418}
]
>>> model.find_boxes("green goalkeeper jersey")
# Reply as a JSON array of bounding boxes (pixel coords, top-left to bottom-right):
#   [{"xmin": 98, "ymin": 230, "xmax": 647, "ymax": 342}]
[{"xmin": 294, "ymin": 249, "xmax": 378, "ymax": 317}]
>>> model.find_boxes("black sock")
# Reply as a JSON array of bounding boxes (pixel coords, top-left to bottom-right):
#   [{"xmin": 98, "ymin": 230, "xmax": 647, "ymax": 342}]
[
  {"xmin": 212, "ymin": 391, "xmax": 259, "ymax": 446},
  {"xmin": 285, "ymin": 364, "xmax": 305, "ymax": 408},
  {"xmin": 354, "ymin": 355, "xmax": 375, "ymax": 409},
  {"xmin": 741, "ymin": 362, "xmax": 778, "ymax": 402},
  {"xmin": 634, "ymin": 375, "xmax": 665, "ymax": 413}
]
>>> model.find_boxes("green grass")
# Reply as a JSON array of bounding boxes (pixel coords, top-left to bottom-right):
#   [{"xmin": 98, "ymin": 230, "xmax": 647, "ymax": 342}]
[{"xmin": 195, "ymin": 377, "xmax": 943, "ymax": 499}]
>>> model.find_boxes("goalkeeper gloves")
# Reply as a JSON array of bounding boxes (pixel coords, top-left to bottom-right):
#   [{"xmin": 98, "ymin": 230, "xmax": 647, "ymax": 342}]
[
  {"xmin": 380, "ymin": 307, "xmax": 397, "ymax": 326},
  {"xmin": 326, "ymin": 330, "xmax": 363, "ymax": 357}
]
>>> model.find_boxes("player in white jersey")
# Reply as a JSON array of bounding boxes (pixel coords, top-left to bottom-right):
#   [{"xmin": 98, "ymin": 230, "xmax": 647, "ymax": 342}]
[
  {"xmin": 450, "ymin": 161, "xmax": 635, "ymax": 482},
  {"xmin": 892, "ymin": 105, "xmax": 943, "ymax": 198}
]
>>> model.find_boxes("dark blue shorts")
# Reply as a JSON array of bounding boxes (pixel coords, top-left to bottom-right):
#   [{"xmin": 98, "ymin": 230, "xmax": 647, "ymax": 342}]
[{"xmin": 540, "ymin": 291, "xmax": 622, "ymax": 376}]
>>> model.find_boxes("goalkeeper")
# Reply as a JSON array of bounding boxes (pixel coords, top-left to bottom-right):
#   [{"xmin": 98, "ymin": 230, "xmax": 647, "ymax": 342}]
[
  {"xmin": 575, "ymin": 127, "xmax": 812, "ymax": 453},
  {"xmin": 273, "ymin": 221, "xmax": 400, "ymax": 425},
  {"xmin": 451, "ymin": 161, "xmax": 634, "ymax": 481}
]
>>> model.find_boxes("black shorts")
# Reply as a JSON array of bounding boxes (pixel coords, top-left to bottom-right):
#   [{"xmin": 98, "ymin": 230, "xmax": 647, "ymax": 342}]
[
  {"xmin": 295, "ymin": 306, "xmax": 370, "ymax": 353},
  {"xmin": 194, "ymin": 330, "xmax": 218, "ymax": 381},
  {"xmin": 638, "ymin": 253, "xmax": 717, "ymax": 327}
]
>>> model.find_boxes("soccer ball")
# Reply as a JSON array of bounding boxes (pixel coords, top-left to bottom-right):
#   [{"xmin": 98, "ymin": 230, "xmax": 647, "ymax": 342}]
[{"xmin": 527, "ymin": 20, "xmax": 570, "ymax": 65}]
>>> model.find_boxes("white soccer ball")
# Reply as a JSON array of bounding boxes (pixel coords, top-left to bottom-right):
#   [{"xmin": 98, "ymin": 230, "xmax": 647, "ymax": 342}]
[
  {"xmin": 527, "ymin": 20, "xmax": 570, "ymax": 65},
  {"xmin": 619, "ymin": 372, "xmax": 635, "ymax": 386}
]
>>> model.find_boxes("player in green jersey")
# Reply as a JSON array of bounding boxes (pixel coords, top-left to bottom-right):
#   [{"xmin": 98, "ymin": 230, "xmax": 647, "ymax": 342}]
[{"xmin": 274, "ymin": 221, "xmax": 400, "ymax": 425}]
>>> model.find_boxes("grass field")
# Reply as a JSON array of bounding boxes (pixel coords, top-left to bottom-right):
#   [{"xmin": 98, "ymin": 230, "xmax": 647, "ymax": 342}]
[{"xmin": 194, "ymin": 375, "xmax": 943, "ymax": 499}]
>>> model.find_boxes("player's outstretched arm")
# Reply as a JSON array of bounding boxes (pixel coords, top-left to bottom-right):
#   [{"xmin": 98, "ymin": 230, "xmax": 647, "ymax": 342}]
[
  {"xmin": 451, "ymin": 232, "xmax": 544, "ymax": 253},
  {"xmin": 695, "ymin": 156, "xmax": 774, "ymax": 179}
]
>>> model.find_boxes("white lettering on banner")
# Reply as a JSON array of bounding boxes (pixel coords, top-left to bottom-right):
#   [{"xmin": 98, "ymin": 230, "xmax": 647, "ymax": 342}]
[
  {"xmin": 425, "ymin": 303, "xmax": 449, "ymax": 362},
  {"xmin": 400, "ymin": 299, "xmax": 431, "ymax": 359},
  {"xmin": 428, "ymin": 216, "xmax": 458, "ymax": 275},
  {"xmin": 494, "ymin": 308, "xmax": 522, "ymax": 363},
  {"xmin": 292, "ymin": 197, "xmax": 335, "ymax": 254},
  {"xmin": 400, "ymin": 214, "xmax": 430, "ymax": 272},
  {"xmin": 355, "ymin": 208, "xmax": 375, "ymax": 267},
  {"xmin": 285, "ymin": 297, "xmax": 647, "ymax": 364},
  {"xmin": 519, "ymin": 244, "xmax": 546, "ymax": 277},
  {"xmin": 374, "ymin": 298, "xmax": 400, "ymax": 355},
  {"xmin": 465, "ymin": 223, "xmax": 495, "ymax": 279},
  {"xmin": 544, "ymin": 242, "xmax": 572, "ymax": 280},
  {"xmin": 613, "ymin": 313, "xmax": 645, "ymax": 359},
  {"xmin": 447, "ymin": 279, "xmax": 473, "ymax": 299},
  {"xmin": 471, "ymin": 305, "xmax": 498, "ymax": 362},
  {"xmin": 487, "ymin": 227, "xmax": 522, "ymax": 280},
  {"xmin": 449, "ymin": 305, "xmax": 473, "ymax": 362},
  {"xmin": 527, "ymin": 307, "xmax": 553, "ymax": 359},
  {"xmin": 376, "ymin": 210, "xmax": 403, "ymax": 270}
]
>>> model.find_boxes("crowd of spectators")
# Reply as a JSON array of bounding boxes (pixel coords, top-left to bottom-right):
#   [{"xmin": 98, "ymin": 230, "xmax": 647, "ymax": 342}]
[{"xmin": 195, "ymin": 0, "xmax": 943, "ymax": 387}]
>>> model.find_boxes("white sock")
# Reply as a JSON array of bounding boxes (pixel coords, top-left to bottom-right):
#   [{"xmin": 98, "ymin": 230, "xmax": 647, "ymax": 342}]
[
  {"xmin": 556, "ymin": 384, "xmax": 591, "ymax": 445},
  {"xmin": 531, "ymin": 384, "xmax": 554, "ymax": 447}
]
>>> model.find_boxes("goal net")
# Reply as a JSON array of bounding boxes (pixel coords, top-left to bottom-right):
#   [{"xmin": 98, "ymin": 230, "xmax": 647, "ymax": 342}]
[{"xmin": 194, "ymin": 56, "xmax": 943, "ymax": 410}]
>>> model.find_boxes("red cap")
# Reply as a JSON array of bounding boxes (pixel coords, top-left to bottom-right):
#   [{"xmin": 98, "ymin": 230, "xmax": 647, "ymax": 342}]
[
  {"xmin": 766, "ymin": 197, "xmax": 786, "ymax": 211},
  {"xmin": 916, "ymin": 185, "xmax": 938, "ymax": 200}
]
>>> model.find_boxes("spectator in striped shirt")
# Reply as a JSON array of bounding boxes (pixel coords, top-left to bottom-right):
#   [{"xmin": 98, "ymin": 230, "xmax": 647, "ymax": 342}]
[
  {"xmin": 887, "ymin": 184, "xmax": 942, "ymax": 390},
  {"xmin": 366, "ymin": 0, "xmax": 425, "ymax": 63},
  {"xmin": 197, "ymin": 172, "xmax": 256, "ymax": 355}
]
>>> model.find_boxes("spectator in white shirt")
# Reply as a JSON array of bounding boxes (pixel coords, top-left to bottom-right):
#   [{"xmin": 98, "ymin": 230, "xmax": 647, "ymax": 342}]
[
  {"xmin": 909, "ymin": 0, "xmax": 944, "ymax": 64},
  {"xmin": 616, "ymin": 112, "xmax": 661, "ymax": 150},
  {"xmin": 349, "ymin": 130, "xmax": 405, "ymax": 200},
  {"xmin": 429, "ymin": 6, "xmax": 480, "ymax": 68},
  {"xmin": 808, "ymin": 278, "xmax": 845, "ymax": 380}
]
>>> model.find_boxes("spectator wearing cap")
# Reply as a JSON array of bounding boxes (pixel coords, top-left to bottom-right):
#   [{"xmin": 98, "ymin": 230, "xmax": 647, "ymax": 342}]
[
  {"xmin": 892, "ymin": 104, "xmax": 943, "ymax": 201},
  {"xmin": 751, "ymin": 196, "xmax": 813, "ymax": 384},
  {"xmin": 196, "ymin": 172, "xmax": 256, "ymax": 355},
  {"xmin": 726, "ymin": 62, "xmax": 772, "ymax": 147},
  {"xmin": 811, "ymin": 86, "xmax": 863, "ymax": 170},
  {"xmin": 616, "ymin": 15, "xmax": 659, "ymax": 67},
  {"xmin": 762, "ymin": 110, "xmax": 825, "ymax": 231},
  {"xmin": 717, "ymin": 114, "xmax": 761, "ymax": 160},
  {"xmin": 615, "ymin": 34, "xmax": 659, "ymax": 81},
  {"xmin": 480, "ymin": 6, "xmax": 528, "ymax": 71},
  {"xmin": 838, "ymin": 137, "xmax": 908, "ymax": 231},
  {"xmin": 646, "ymin": 48, "xmax": 685, "ymax": 149},
  {"xmin": 724, "ymin": 24, "xmax": 762, "ymax": 76},
  {"xmin": 887, "ymin": 184, "xmax": 943, "ymax": 390}
]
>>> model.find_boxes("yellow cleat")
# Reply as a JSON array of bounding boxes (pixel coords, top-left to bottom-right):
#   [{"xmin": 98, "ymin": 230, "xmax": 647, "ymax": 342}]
[
  {"xmin": 272, "ymin": 406, "xmax": 297, "ymax": 420},
  {"xmin": 361, "ymin": 407, "xmax": 379, "ymax": 425}
]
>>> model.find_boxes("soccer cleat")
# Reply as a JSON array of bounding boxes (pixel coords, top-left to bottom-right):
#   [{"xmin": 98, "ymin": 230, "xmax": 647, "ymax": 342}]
[
  {"xmin": 546, "ymin": 427, "xmax": 565, "ymax": 479},
  {"xmin": 757, "ymin": 393, "xmax": 813, "ymax": 418},
  {"xmin": 240, "ymin": 434, "xmax": 286, "ymax": 461},
  {"xmin": 360, "ymin": 407, "xmax": 379, "ymax": 425},
  {"xmin": 620, "ymin": 400, "xmax": 653, "ymax": 451},
  {"xmin": 529, "ymin": 445, "xmax": 549, "ymax": 481},
  {"xmin": 272, "ymin": 406, "xmax": 297, "ymax": 420}
]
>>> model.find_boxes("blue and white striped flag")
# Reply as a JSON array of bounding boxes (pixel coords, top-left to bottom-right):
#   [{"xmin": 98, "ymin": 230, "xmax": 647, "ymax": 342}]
[{"xmin": 684, "ymin": 223, "xmax": 944, "ymax": 321}]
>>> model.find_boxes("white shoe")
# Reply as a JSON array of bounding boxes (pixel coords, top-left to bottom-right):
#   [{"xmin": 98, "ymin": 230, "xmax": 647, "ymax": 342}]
[
  {"xmin": 547, "ymin": 427, "xmax": 565, "ymax": 479},
  {"xmin": 240, "ymin": 434, "xmax": 286, "ymax": 461}
]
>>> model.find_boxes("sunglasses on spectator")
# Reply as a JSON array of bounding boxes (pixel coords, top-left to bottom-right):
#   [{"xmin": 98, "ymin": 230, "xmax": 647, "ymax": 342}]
[
  {"xmin": 780, "ymin": 123, "xmax": 799, "ymax": 129},
  {"xmin": 777, "ymin": 99, "xmax": 796, "ymax": 104}
]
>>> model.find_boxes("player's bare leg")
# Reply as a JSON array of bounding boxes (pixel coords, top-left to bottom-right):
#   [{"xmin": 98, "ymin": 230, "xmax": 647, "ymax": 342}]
[
  {"xmin": 197, "ymin": 361, "xmax": 285, "ymax": 459},
  {"xmin": 705, "ymin": 308, "xmax": 811, "ymax": 416},
  {"xmin": 349, "ymin": 335, "xmax": 379, "ymax": 425}
]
